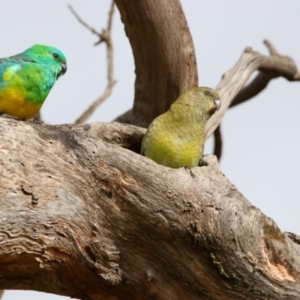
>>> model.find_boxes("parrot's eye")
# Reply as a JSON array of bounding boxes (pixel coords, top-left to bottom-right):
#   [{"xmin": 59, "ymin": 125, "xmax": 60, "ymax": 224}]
[
  {"xmin": 204, "ymin": 90, "xmax": 211, "ymax": 96},
  {"xmin": 52, "ymin": 53, "xmax": 59, "ymax": 59}
]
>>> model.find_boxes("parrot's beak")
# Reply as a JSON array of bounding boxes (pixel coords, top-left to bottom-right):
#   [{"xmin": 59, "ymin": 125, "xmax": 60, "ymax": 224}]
[
  {"xmin": 214, "ymin": 98, "xmax": 221, "ymax": 111},
  {"xmin": 61, "ymin": 62, "xmax": 67, "ymax": 75},
  {"xmin": 57, "ymin": 62, "xmax": 67, "ymax": 79}
]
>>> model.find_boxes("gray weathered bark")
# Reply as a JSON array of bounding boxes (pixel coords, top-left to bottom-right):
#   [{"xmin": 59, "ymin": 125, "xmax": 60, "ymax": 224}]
[{"xmin": 0, "ymin": 119, "xmax": 300, "ymax": 300}]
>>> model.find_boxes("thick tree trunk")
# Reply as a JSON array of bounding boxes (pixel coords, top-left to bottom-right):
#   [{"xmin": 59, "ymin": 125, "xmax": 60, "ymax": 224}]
[
  {"xmin": 0, "ymin": 119, "xmax": 300, "ymax": 300},
  {"xmin": 114, "ymin": 0, "xmax": 198, "ymax": 127}
]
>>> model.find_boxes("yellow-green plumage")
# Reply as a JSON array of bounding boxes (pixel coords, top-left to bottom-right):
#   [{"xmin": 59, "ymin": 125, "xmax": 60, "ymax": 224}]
[{"xmin": 141, "ymin": 87, "xmax": 220, "ymax": 168}]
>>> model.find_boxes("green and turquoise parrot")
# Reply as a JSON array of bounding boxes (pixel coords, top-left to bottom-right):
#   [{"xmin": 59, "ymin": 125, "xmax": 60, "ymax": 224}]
[
  {"xmin": 0, "ymin": 44, "xmax": 67, "ymax": 119},
  {"xmin": 141, "ymin": 87, "xmax": 220, "ymax": 168}
]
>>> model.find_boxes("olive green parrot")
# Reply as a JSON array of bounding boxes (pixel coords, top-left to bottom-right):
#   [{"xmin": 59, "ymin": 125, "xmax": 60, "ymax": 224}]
[{"xmin": 141, "ymin": 86, "xmax": 220, "ymax": 168}]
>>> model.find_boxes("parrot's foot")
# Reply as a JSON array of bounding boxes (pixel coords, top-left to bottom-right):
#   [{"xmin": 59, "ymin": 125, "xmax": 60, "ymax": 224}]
[
  {"xmin": 198, "ymin": 158, "xmax": 208, "ymax": 167},
  {"xmin": 183, "ymin": 165, "xmax": 196, "ymax": 179}
]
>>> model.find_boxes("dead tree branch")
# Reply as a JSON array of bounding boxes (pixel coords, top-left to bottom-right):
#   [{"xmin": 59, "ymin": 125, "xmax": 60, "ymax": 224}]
[
  {"xmin": 230, "ymin": 72, "xmax": 275, "ymax": 108},
  {"xmin": 205, "ymin": 40, "xmax": 300, "ymax": 140},
  {"xmin": 69, "ymin": 2, "xmax": 117, "ymax": 124},
  {"xmin": 230, "ymin": 40, "xmax": 300, "ymax": 108}
]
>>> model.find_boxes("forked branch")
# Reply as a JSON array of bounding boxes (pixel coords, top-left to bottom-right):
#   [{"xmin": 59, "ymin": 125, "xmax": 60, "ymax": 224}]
[
  {"xmin": 69, "ymin": 1, "xmax": 117, "ymax": 124},
  {"xmin": 205, "ymin": 40, "xmax": 300, "ymax": 140}
]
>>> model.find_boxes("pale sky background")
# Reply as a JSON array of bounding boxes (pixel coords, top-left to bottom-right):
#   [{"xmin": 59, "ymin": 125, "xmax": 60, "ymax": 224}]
[{"xmin": 1, "ymin": 0, "xmax": 300, "ymax": 299}]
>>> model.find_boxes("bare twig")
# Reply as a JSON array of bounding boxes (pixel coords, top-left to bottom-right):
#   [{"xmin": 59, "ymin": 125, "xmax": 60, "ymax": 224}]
[
  {"xmin": 68, "ymin": 5, "xmax": 100, "ymax": 38},
  {"xmin": 69, "ymin": 1, "xmax": 117, "ymax": 124}
]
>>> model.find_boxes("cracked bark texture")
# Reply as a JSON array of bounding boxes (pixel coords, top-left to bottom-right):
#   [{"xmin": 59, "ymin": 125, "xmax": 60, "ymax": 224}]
[{"xmin": 1, "ymin": 119, "xmax": 300, "ymax": 300}]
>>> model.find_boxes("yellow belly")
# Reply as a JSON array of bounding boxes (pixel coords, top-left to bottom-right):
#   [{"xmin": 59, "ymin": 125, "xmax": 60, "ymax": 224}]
[{"xmin": 0, "ymin": 89, "xmax": 42, "ymax": 119}]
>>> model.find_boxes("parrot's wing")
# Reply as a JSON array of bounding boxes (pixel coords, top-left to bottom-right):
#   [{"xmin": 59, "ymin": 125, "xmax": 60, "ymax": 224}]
[
  {"xmin": 0, "ymin": 53, "xmax": 47, "ymax": 87},
  {"xmin": 0, "ymin": 52, "xmax": 36, "ymax": 65},
  {"xmin": 0, "ymin": 54, "xmax": 36, "ymax": 79}
]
